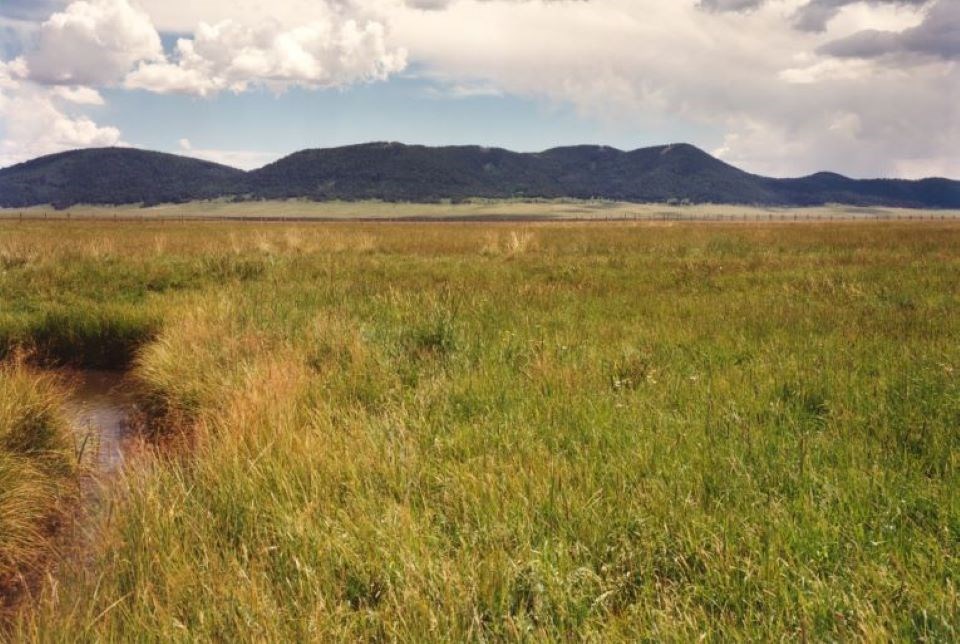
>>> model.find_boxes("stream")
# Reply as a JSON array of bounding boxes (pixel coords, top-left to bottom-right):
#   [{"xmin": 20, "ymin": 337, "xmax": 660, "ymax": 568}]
[{"xmin": 60, "ymin": 370, "xmax": 139, "ymax": 477}]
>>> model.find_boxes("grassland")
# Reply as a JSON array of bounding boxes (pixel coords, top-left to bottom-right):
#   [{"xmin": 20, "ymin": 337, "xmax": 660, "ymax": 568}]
[
  {"xmin": 0, "ymin": 220, "xmax": 958, "ymax": 640},
  {"xmin": 2, "ymin": 199, "xmax": 960, "ymax": 222}
]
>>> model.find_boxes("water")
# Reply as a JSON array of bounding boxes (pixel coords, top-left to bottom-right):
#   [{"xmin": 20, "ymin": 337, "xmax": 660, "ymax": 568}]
[{"xmin": 60, "ymin": 370, "xmax": 138, "ymax": 475}]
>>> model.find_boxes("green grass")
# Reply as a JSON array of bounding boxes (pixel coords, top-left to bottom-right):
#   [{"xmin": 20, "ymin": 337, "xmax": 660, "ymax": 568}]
[
  {"xmin": 0, "ymin": 306, "xmax": 159, "ymax": 369},
  {"xmin": 1, "ymin": 221, "xmax": 958, "ymax": 639}
]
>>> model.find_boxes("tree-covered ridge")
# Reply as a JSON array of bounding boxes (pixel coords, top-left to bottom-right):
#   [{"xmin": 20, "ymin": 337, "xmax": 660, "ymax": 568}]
[
  {"xmin": 1, "ymin": 143, "xmax": 958, "ymax": 208},
  {"xmin": 0, "ymin": 148, "xmax": 246, "ymax": 209}
]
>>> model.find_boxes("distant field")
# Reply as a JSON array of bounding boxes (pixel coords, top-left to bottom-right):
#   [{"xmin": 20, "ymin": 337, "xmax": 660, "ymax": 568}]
[
  {"xmin": 1, "ymin": 221, "xmax": 958, "ymax": 640},
  {"xmin": 2, "ymin": 199, "xmax": 960, "ymax": 222}
]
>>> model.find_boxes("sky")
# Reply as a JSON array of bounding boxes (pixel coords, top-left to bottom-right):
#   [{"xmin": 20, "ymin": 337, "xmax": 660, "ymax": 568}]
[{"xmin": 0, "ymin": 0, "xmax": 956, "ymax": 178}]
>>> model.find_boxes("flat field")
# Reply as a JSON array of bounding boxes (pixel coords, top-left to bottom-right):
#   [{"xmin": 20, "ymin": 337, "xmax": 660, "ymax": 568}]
[
  {"xmin": 1, "ymin": 220, "xmax": 958, "ymax": 639},
  {"xmin": 3, "ymin": 199, "xmax": 960, "ymax": 222}
]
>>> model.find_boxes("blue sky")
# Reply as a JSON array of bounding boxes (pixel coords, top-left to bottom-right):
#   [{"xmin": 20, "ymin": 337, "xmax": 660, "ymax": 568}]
[
  {"xmin": 101, "ymin": 76, "xmax": 720, "ymax": 162},
  {"xmin": 0, "ymin": 1, "xmax": 957, "ymax": 177}
]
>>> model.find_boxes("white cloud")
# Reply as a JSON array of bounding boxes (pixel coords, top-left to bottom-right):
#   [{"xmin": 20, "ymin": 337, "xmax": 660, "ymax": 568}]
[
  {"xmin": 820, "ymin": 0, "xmax": 959, "ymax": 61},
  {"xmin": 1, "ymin": 0, "xmax": 956, "ymax": 178},
  {"xmin": 1, "ymin": 0, "xmax": 407, "ymax": 166},
  {"xmin": 176, "ymin": 137, "xmax": 279, "ymax": 169},
  {"xmin": 126, "ymin": 15, "xmax": 406, "ymax": 96},
  {"xmin": 380, "ymin": 0, "xmax": 957, "ymax": 177},
  {"xmin": 0, "ymin": 57, "xmax": 122, "ymax": 168},
  {"xmin": 25, "ymin": 0, "xmax": 163, "ymax": 85},
  {"xmin": 51, "ymin": 85, "xmax": 105, "ymax": 104},
  {"xmin": 138, "ymin": 0, "xmax": 351, "ymax": 33},
  {"xmin": 712, "ymin": 56, "xmax": 958, "ymax": 177},
  {"xmin": 0, "ymin": 85, "xmax": 123, "ymax": 167},
  {"xmin": 894, "ymin": 156, "xmax": 960, "ymax": 181},
  {"xmin": 0, "ymin": 57, "xmax": 27, "ymax": 85},
  {"xmin": 124, "ymin": 57, "xmax": 224, "ymax": 96},
  {"xmin": 12, "ymin": 0, "xmax": 407, "ymax": 97},
  {"xmin": 825, "ymin": 1, "xmax": 927, "ymax": 36}
]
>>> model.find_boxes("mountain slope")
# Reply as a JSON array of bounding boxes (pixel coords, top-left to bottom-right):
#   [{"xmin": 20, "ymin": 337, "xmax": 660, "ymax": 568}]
[
  {"xmin": 247, "ymin": 142, "xmax": 959, "ymax": 207},
  {"xmin": 2, "ymin": 143, "xmax": 958, "ymax": 208},
  {"xmin": 245, "ymin": 142, "xmax": 784, "ymax": 203},
  {"xmin": 0, "ymin": 148, "xmax": 246, "ymax": 208},
  {"xmin": 247, "ymin": 142, "xmax": 550, "ymax": 201},
  {"xmin": 767, "ymin": 173, "xmax": 960, "ymax": 208},
  {"xmin": 534, "ymin": 143, "xmax": 782, "ymax": 202}
]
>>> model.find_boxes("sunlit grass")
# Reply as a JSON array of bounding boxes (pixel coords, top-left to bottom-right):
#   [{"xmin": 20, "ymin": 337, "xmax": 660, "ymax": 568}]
[
  {"xmin": 1, "ymin": 220, "xmax": 958, "ymax": 639},
  {"xmin": 0, "ymin": 363, "xmax": 76, "ymax": 613},
  {"xmin": 2, "ymin": 199, "xmax": 960, "ymax": 222}
]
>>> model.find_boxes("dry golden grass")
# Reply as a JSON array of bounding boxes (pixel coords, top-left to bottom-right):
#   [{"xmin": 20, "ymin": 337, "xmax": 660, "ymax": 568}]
[
  {"xmin": 0, "ymin": 363, "xmax": 76, "ymax": 615},
  {"xmin": 2, "ymin": 199, "xmax": 960, "ymax": 222}
]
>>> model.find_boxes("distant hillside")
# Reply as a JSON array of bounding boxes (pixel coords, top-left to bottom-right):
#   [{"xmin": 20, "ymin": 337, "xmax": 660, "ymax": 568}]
[
  {"xmin": 767, "ymin": 173, "xmax": 960, "ymax": 208},
  {"xmin": 0, "ymin": 148, "xmax": 245, "ymax": 208},
  {"xmin": 246, "ymin": 142, "xmax": 783, "ymax": 203},
  {"xmin": 2, "ymin": 143, "xmax": 958, "ymax": 209}
]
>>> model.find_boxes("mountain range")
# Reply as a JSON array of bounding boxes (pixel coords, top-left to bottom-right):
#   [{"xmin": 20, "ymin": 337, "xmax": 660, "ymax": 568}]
[{"xmin": 1, "ymin": 142, "xmax": 957, "ymax": 209}]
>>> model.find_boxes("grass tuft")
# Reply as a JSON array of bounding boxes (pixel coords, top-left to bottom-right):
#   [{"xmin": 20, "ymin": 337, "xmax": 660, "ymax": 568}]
[{"xmin": 0, "ymin": 363, "xmax": 75, "ymax": 611}]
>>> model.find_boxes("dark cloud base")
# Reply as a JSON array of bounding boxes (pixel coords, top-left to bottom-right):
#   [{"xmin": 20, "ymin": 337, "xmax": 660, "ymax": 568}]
[{"xmin": 700, "ymin": 0, "xmax": 935, "ymax": 33}]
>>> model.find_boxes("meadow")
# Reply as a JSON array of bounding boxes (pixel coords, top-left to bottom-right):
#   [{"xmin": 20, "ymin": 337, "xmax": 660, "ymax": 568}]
[
  {"xmin": 3, "ymin": 199, "xmax": 960, "ymax": 222},
  {"xmin": 0, "ymin": 219, "xmax": 957, "ymax": 640}
]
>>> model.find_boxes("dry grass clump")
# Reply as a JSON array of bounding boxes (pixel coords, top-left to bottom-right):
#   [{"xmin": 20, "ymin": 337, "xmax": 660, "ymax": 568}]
[
  {"xmin": 0, "ymin": 363, "xmax": 75, "ymax": 613},
  {"xmin": 480, "ymin": 229, "xmax": 540, "ymax": 256}
]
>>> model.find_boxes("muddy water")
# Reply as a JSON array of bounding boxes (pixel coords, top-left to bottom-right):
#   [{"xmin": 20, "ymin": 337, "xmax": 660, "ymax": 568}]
[{"xmin": 60, "ymin": 370, "xmax": 139, "ymax": 476}]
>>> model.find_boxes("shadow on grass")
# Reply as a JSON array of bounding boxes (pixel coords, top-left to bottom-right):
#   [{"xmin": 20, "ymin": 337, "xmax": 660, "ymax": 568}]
[{"xmin": 0, "ymin": 306, "xmax": 159, "ymax": 370}]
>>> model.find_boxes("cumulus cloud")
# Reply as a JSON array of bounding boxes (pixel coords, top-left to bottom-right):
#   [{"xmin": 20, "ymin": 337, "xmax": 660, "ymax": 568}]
[
  {"xmin": 819, "ymin": 0, "xmax": 960, "ymax": 59},
  {"xmin": 0, "ymin": 58, "xmax": 26, "ymax": 86},
  {"xmin": 697, "ymin": 0, "xmax": 934, "ymax": 32},
  {"xmin": 0, "ymin": 0, "xmax": 408, "ymax": 165},
  {"xmin": 0, "ymin": 53, "xmax": 121, "ymax": 167},
  {"xmin": 792, "ymin": 0, "xmax": 931, "ymax": 32},
  {"xmin": 24, "ymin": 0, "xmax": 162, "ymax": 85},
  {"xmin": 385, "ymin": 0, "xmax": 957, "ymax": 177},
  {"xmin": 0, "ymin": 0, "xmax": 956, "ymax": 177},
  {"xmin": 0, "ymin": 87, "xmax": 123, "ymax": 167},
  {"xmin": 10, "ymin": 0, "xmax": 407, "ymax": 96},
  {"xmin": 126, "ymin": 15, "xmax": 407, "ymax": 96},
  {"xmin": 138, "ymin": 0, "xmax": 363, "ymax": 33},
  {"xmin": 51, "ymin": 85, "xmax": 105, "ymax": 104}
]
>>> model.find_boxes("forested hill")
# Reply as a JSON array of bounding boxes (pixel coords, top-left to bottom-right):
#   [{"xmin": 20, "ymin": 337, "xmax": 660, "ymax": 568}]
[
  {"xmin": 1, "ymin": 143, "xmax": 958, "ymax": 208},
  {"xmin": 0, "ymin": 148, "xmax": 246, "ymax": 208}
]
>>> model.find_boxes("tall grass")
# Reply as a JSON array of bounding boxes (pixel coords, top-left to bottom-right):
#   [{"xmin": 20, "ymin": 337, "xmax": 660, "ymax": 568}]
[
  {"xmin": 1, "ymin": 221, "xmax": 958, "ymax": 639},
  {"xmin": 0, "ymin": 364, "xmax": 75, "ymax": 613},
  {"xmin": 0, "ymin": 306, "xmax": 159, "ymax": 369}
]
